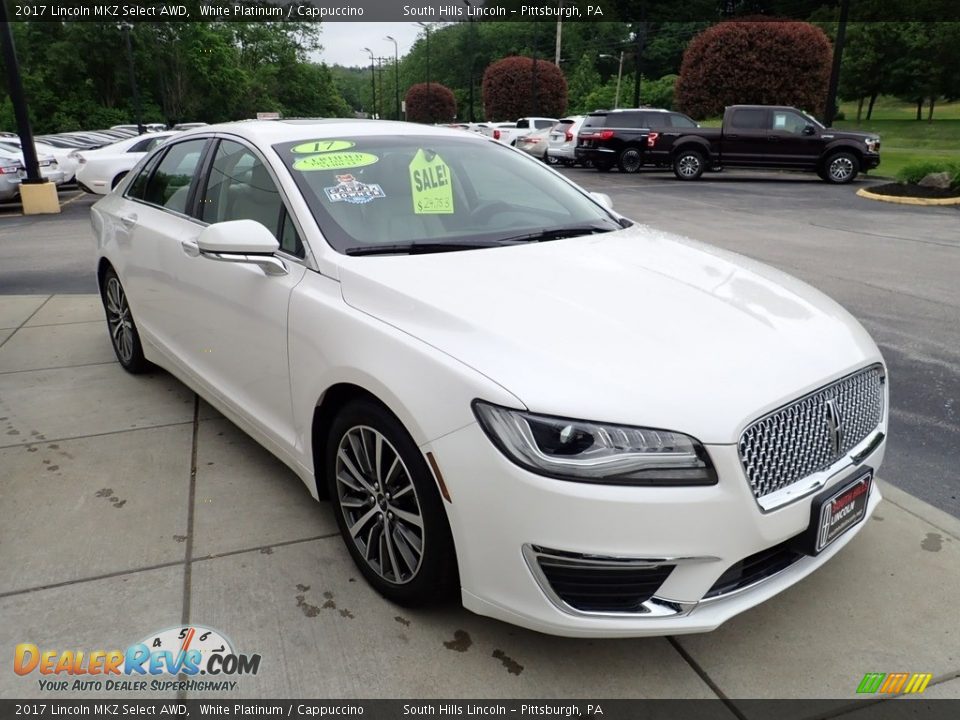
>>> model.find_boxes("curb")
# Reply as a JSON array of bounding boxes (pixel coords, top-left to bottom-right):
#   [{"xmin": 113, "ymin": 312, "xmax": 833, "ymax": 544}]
[
  {"xmin": 856, "ymin": 187, "xmax": 960, "ymax": 206},
  {"xmin": 877, "ymin": 479, "xmax": 960, "ymax": 541}
]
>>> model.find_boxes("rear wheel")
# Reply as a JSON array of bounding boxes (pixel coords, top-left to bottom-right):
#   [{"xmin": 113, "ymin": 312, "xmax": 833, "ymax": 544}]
[
  {"xmin": 823, "ymin": 151, "xmax": 859, "ymax": 184},
  {"xmin": 618, "ymin": 147, "xmax": 643, "ymax": 173},
  {"xmin": 326, "ymin": 399, "xmax": 458, "ymax": 606},
  {"xmin": 673, "ymin": 149, "xmax": 705, "ymax": 180},
  {"xmin": 545, "ymin": 153, "xmax": 560, "ymax": 166},
  {"xmin": 100, "ymin": 268, "xmax": 150, "ymax": 373}
]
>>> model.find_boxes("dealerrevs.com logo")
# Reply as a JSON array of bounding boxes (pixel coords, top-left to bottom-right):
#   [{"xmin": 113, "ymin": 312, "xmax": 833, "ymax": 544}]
[{"xmin": 15, "ymin": 625, "xmax": 261, "ymax": 693}]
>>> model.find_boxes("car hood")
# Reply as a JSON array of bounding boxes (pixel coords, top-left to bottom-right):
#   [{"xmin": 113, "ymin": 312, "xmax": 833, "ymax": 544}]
[
  {"xmin": 826, "ymin": 127, "xmax": 878, "ymax": 142},
  {"xmin": 338, "ymin": 225, "xmax": 882, "ymax": 444}
]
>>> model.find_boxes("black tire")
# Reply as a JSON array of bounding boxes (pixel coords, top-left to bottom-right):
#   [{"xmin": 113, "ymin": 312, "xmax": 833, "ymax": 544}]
[
  {"xmin": 545, "ymin": 153, "xmax": 560, "ymax": 166},
  {"xmin": 822, "ymin": 151, "xmax": 860, "ymax": 184},
  {"xmin": 673, "ymin": 148, "xmax": 706, "ymax": 180},
  {"xmin": 594, "ymin": 161, "xmax": 613, "ymax": 173},
  {"xmin": 100, "ymin": 267, "xmax": 150, "ymax": 373},
  {"xmin": 618, "ymin": 147, "xmax": 643, "ymax": 173},
  {"xmin": 111, "ymin": 171, "xmax": 128, "ymax": 190},
  {"xmin": 326, "ymin": 398, "xmax": 458, "ymax": 607}
]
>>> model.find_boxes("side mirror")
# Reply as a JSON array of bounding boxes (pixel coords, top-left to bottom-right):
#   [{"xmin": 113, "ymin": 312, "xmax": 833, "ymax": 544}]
[
  {"xmin": 196, "ymin": 219, "xmax": 286, "ymax": 276},
  {"xmin": 802, "ymin": 124, "xmax": 817, "ymax": 136},
  {"xmin": 590, "ymin": 191, "xmax": 613, "ymax": 210}
]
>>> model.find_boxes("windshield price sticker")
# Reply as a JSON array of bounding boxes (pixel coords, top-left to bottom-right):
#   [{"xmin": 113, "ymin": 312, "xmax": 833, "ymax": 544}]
[
  {"xmin": 409, "ymin": 149, "xmax": 454, "ymax": 214},
  {"xmin": 293, "ymin": 152, "xmax": 379, "ymax": 172},
  {"xmin": 291, "ymin": 140, "xmax": 355, "ymax": 154}
]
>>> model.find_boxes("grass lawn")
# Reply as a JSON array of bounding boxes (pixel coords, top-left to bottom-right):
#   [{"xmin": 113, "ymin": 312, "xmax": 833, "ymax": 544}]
[{"xmin": 836, "ymin": 97, "xmax": 960, "ymax": 178}]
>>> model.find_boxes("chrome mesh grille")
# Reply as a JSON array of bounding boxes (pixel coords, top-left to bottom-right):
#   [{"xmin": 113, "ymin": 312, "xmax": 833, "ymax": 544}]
[{"xmin": 739, "ymin": 365, "xmax": 885, "ymax": 499}]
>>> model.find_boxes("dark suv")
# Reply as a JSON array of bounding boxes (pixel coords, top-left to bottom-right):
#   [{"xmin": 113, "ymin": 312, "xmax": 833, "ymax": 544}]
[{"xmin": 575, "ymin": 109, "xmax": 699, "ymax": 173}]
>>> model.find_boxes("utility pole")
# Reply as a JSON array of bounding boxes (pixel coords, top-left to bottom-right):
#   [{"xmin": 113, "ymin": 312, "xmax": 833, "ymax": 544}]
[
  {"xmin": 823, "ymin": 0, "xmax": 850, "ymax": 127},
  {"xmin": 461, "ymin": 0, "xmax": 476, "ymax": 122},
  {"xmin": 385, "ymin": 35, "xmax": 400, "ymax": 120},
  {"xmin": 376, "ymin": 58, "xmax": 386, "ymax": 121},
  {"xmin": 119, "ymin": 22, "xmax": 144, "ymax": 133},
  {"xmin": 362, "ymin": 47, "xmax": 376, "ymax": 118},
  {"xmin": 554, "ymin": 0, "xmax": 563, "ymax": 65},
  {"xmin": 416, "ymin": 22, "xmax": 433, "ymax": 122},
  {"xmin": 632, "ymin": 21, "xmax": 648, "ymax": 108}
]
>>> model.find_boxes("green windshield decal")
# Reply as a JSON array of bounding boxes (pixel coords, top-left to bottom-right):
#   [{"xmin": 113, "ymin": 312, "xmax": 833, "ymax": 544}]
[
  {"xmin": 408, "ymin": 148, "xmax": 454, "ymax": 214},
  {"xmin": 291, "ymin": 140, "xmax": 355, "ymax": 154},
  {"xmin": 293, "ymin": 152, "xmax": 379, "ymax": 171}
]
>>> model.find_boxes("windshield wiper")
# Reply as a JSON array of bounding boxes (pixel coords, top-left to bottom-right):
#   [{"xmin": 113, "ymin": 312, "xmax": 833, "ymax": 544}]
[
  {"xmin": 493, "ymin": 223, "xmax": 619, "ymax": 244},
  {"xmin": 345, "ymin": 241, "xmax": 505, "ymax": 256}
]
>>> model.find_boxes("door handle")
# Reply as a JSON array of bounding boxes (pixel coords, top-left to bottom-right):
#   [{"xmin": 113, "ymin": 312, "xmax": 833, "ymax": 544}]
[
  {"xmin": 180, "ymin": 239, "xmax": 200, "ymax": 257},
  {"xmin": 726, "ymin": 134, "xmax": 739, "ymax": 139},
  {"xmin": 767, "ymin": 136, "xmax": 781, "ymax": 142},
  {"xmin": 119, "ymin": 213, "xmax": 138, "ymax": 228}
]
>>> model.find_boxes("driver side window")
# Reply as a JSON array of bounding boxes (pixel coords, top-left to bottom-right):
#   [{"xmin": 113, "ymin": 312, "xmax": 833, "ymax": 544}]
[
  {"xmin": 772, "ymin": 111, "xmax": 809, "ymax": 135},
  {"xmin": 199, "ymin": 140, "xmax": 303, "ymax": 258}
]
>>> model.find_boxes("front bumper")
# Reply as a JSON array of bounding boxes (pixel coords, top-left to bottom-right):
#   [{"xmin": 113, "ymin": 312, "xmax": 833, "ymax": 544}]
[
  {"xmin": 427, "ymin": 422, "xmax": 885, "ymax": 637},
  {"xmin": 863, "ymin": 153, "xmax": 881, "ymax": 171}
]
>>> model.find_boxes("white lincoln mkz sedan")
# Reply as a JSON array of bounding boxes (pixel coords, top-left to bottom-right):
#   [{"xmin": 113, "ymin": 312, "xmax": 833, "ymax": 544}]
[{"xmin": 91, "ymin": 120, "xmax": 888, "ymax": 637}]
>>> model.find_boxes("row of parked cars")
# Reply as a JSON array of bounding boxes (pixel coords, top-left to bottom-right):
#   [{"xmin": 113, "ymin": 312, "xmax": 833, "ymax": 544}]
[
  {"xmin": 0, "ymin": 122, "xmax": 207, "ymax": 202},
  {"xmin": 454, "ymin": 105, "xmax": 882, "ymax": 184}
]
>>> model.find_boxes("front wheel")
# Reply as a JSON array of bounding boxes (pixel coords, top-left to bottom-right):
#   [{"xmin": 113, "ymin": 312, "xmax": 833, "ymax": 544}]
[
  {"xmin": 326, "ymin": 399, "xmax": 458, "ymax": 606},
  {"xmin": 823, "ymin": 152, "xmax": 860, "ymax": 184},
  {"xmin": 100, "ymin": 267, "xmax": 150, "ymax": 373},
  {"xmin": 673, "ymin": 149, "xmax": 705, "ymax": 180}
]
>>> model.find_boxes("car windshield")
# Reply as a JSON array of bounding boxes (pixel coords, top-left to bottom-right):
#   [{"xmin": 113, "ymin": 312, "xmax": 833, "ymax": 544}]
[{"xmin": 273, "ymin": 135, "xmax": 621, "ymax": 254}]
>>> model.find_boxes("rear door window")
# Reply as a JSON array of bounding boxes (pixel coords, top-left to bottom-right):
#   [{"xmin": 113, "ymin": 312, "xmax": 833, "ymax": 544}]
[
  {"xmin": 668, "ymin": 114, "xmax": 698, "ymax": 128},
  {"xmin": 730, "ymin": 109, "xmax": 768, "ymax": 130},
  {"xmin": 581, "ymin": 114, "xmax": 607, "ymax": 132}
]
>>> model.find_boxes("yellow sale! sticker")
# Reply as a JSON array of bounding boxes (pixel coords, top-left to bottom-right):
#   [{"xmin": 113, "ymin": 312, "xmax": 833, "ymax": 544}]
[{"xmin": 408, "ymin": 149, "xmax": 454, "ymax": 214}]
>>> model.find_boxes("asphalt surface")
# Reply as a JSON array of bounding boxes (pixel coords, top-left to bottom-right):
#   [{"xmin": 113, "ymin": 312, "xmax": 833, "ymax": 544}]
[{"xmin": 1, "ymin": 172, "xmax": 957, "ymax": 518}]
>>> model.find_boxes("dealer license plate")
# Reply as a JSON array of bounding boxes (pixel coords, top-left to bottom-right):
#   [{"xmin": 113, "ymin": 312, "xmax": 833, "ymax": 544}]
[{"xmin": 809, "ymin": 470, "xmax": 872, "ymax": 554}]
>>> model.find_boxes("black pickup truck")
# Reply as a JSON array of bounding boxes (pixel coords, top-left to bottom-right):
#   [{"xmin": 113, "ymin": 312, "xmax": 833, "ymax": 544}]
[{"xmin": 664, "ymin": 105, "xmax": 881, "ymax": 183}]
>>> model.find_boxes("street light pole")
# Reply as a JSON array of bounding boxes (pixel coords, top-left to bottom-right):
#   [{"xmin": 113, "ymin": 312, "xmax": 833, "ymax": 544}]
[
  {"xmin": 385, "ymin": 35, "xmax": 400, "ymax": 120},
  {"xmin": 362, "ymin": 47, "xmax": 376, "ymax": 118},
  {"xmin": 600, "ymin": 52, "xmax": 625, "ymax": 110},
  {"xmin": 119, "ymin": 22, "xmax": 144, "ymax": 133},
  {"xmin": 0, "ymin": 6, "xmax": 41, "ymax": 183}
]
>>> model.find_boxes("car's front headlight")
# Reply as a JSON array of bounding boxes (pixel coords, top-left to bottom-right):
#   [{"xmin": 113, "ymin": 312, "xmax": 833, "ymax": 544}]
[
  {"xmin": 472, "ymin": 401, "xmax": 717, "ymax": 486},
  {"xmin": 865, "ymin": 137, "xmax": 880, "ymax": 153}
]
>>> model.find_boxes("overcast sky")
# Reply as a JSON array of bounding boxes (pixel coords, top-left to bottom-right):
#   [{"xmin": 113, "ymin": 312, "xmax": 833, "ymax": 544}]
[{"xmin": 315, "ymin": 23, "xmax": 425, "ymax": 67}]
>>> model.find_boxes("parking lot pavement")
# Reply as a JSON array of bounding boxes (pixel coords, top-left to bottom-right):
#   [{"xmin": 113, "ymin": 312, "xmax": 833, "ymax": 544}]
[{"xmin": 1, "ymin": 295, "xmax": 959, "ymax": 706}]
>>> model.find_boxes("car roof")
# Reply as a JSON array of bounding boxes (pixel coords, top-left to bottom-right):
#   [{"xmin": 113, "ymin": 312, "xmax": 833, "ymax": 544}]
[{"xmin": 176, "ymin": 119, "xmax": 488, "ymax": 145}]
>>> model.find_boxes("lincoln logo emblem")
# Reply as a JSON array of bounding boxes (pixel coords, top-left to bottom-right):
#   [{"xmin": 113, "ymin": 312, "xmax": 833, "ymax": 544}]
[{"xmin": 825, "ymin": 398, "xmax": 844, "ymax": 454}]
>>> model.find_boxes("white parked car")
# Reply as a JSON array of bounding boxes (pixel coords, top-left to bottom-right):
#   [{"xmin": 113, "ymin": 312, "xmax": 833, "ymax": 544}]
[
  {"xmin": 0, "ymin": 148, "xmax": 65, "ymax": 187},
  {"xmin": 0, "ymin": 137, "xmax": 80, "ymax": 183},
  {"xmin": 547, "ymin": 115, "xmax": 587, "ymax": 166},
  {"xmin": 91, "ymin": 121, "xmax": 887, "ymax": 637},
  {"xmin": 483, "ymin": 117, "xmax": 559, "ymax": 146},
  {"xmin": 76, "ymin": 131, "xmax": 179, "ymax": 194}
]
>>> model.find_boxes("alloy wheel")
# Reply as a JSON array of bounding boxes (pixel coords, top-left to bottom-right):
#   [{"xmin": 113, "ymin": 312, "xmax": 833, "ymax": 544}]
[
  {"xmin": 829, "ymin": 156, "xmax": 854, "ymax": 182},
  {"xmin": 335, "ymin": 425, "xmax": 425, "ymax": 585},
  {"xmin": 105, "ymin": 276, "xmax": 135, "ymax": 365}
]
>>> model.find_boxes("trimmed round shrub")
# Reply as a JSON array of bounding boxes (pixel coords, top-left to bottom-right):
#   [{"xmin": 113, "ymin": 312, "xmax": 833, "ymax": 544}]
[
  {"xmin": 482, "ymin": 56, "xmax": 567, "ymax": 121},
  {"xmin": 405, "ymin": 82, "xmax": 457, "ymax": 124},
  {"xmin": 675, "ymin": 21, "xmax": 832, "ymax": 120}
]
